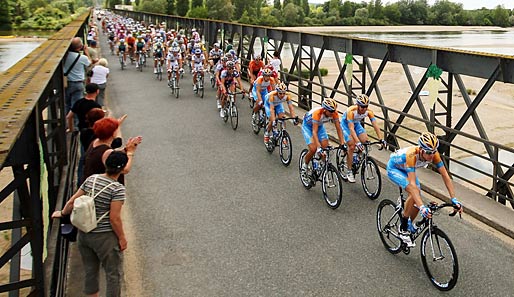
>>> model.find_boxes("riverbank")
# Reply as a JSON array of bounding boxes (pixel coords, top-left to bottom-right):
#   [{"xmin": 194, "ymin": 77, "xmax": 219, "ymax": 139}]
[{"xmin": 278, "ymin": 25, "xmax": 514, "ymax": 33}]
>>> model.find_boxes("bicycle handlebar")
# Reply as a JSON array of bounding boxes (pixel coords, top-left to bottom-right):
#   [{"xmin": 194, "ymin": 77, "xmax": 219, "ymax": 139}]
[
  {"xmin": 362, "ymin": 140, "xmax": 386, "ymax": 151},
  {"xmin": 427, "ymin": 202, "xmax": 462, "ymax": 218}
]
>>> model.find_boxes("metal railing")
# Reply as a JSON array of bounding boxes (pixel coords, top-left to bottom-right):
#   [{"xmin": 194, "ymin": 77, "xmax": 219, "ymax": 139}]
[
  {"xmin": 0, "ymin": 11, "xmax": 89, "ymax": 297},
  {"xmin": 114, "ymin": 9, "xmax": 514, "ymax": 208}
]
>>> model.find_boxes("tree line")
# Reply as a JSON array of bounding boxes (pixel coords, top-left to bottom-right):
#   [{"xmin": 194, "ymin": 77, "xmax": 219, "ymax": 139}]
[
  {"xmin": 116, "ymin": 0, "xmax": 514, "ymax": 28},
  {"xmin": 0, "ymin": 0, "xmax": 93, "ymax": 31}
]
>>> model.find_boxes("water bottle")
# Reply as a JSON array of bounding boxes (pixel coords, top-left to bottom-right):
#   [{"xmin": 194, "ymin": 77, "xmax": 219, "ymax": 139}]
[
  {"xmin": 272, "ymin": 128, "xmax": 279, "ymax": 139},
  {"xmin": 353, "ymin": 152, "xmax": 360, "ymax": 164},
  {"xmin": 313, "ymin": 159, "xmax": 319, "ymax": 170}
]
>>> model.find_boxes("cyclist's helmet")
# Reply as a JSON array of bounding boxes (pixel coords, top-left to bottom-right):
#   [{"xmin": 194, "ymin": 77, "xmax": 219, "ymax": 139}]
[
  {"xmin": 193, "ymin": 43, "xmax": 201, "ymax": 49},
  {"xmin": 418, "ymin": 132, "xmax": 439, "ymax": 153},
  {"xmin": 172, "ymin": 47, "xmax": 180, "ymax": 53},
  {"xmin": 221, "ymin": 57, "xmax": 228, "ymax": 62},
  {"xmin": 226, "ymin": 61, "xmax": 235, "ymax": 69},
  {"xmin": 137, "ymin": 35, "xmax": 142, "ymax": 39},
  {"xmin": 322, "ymin": 98, "xmax": 337, "ymax": 112},
  {"xmin": 172, "ymin": 41, "xmax": 178, "ymax": 47},
  {"xmin": 225, "ymin": 53, "xmax": 233, "ymax": 59},
  {"xmin": 214, "ymin": 43, "xmax": 220, "ymax": 48},
  {"xmin": 229, "ymin": 49, "xmax": 236, "ymax": 56},
  {"xmin": 119, "ymin": 39, "xmax": 125, "ymax": 43},
  {"xmin": 355, "ymin": 94, "xmax": 370, "ymax": 107},
  {"xmin": 194, "ymin": 48, "xmax": 202, "ymax": 55},
  {"xmin": 254, "ymin": 54, "xmax": 262, "ymax": 60},
  {"xmin": 262, "ymin": 68, "xmax": 272, "ymax": 76},
  {"xmin": 156, "ymin": 42, "xmax": 162, "ymax": 47},
  {"xmin": 276, "ymin": 83, "xmax": 287, "ymax": 93}
]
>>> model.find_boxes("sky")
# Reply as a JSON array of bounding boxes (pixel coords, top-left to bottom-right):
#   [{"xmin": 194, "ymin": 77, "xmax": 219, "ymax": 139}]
[{"xmin": 307, "ymin": 0, "xmax": 513, "ymax": 10}]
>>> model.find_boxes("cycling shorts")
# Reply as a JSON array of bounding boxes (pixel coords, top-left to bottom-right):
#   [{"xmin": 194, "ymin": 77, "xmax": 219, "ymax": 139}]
[
  {"xmin": 301, "ymin": 123, "xmax": 328, "ymax": 145},
  {"xmin": 264, "ymin": 102, "xmax": 285, "ymax": 118},
  {"xmin": 341, "ymin": 121, "xmax": 366, "ymax": 142},
  {"xmin": 386, "ymin": 159, "xmax": 420, "ymax": 190},
  {"xmin": 252, "ymin": 88, "xmax": 268, "ymax": 102}
]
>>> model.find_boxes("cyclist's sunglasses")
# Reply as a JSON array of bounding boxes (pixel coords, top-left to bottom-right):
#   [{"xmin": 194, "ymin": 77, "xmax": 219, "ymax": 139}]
[
  {"xmin": 278, "ymin": 92, "xmax": 286, "ymax": 95},
  {"xmin": 423, "ymin": 149, "xmax": 436, "ymax": 155},
  {"xmin": 358, "ymin": 104, "xmax": 368, "ymax": 108}
]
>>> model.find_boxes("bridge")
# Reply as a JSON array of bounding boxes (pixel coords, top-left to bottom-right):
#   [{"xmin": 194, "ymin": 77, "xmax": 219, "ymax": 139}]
[{"xmin": 0, "ymin": 10, "xmax": 513, "ymax": 297}]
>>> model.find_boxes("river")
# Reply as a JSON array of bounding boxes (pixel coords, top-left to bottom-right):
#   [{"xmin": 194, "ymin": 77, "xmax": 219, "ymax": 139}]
[{"xmin": 0, "ymin": 39, "xmax": 45, "ymax": 72}]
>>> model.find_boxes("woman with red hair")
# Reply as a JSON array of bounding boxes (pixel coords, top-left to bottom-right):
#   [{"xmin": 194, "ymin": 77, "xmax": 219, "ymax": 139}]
[{"xmin": 82, "ymin": 117, "xmax": 142, "ymax": 184}]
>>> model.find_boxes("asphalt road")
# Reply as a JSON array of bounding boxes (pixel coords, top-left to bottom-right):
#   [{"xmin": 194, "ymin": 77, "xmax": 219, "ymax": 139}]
[{"xmin": 98, "ymin": 35, "xmax": 514, "ymax": 297}]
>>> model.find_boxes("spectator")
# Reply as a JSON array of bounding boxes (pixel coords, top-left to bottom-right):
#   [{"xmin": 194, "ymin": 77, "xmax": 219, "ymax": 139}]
[
  {"xmin": 83, "ymin": 117, "xmax": 140, "ymax": 184},
  {"xmin": 64, "ymin": 37, "xmax": 91, "ymax": 116},
  {"xmin": 88, "ymin": 40, "xmax": 100, "ymax": 65},
  {"xmin": 52, "ymin": 150, "xmax": 131, "ymax": 297},
  {"xmin": 81, "ymin": 108, "xmax": 106, "ymax": 153},
  {"xmin": 225, "ymin": 38, "xmax": 233, "ymax": 52},
  {"xmin": 269, "ymin": 51, "xmax": 281, "ymax": 74},
  {"xmin": 90, "ymin": 58, "xmax": 109, "ymax": 107}
]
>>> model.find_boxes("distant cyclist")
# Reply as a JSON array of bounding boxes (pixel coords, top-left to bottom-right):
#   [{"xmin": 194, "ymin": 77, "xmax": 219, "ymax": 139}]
[
  {"xmin": 251, "ymin": 68, "xmax": 277, "ymax": 121},
  {"xmin": 263, "ymin": 83, "xmax": 299, "ymax": 143},
  {"xmin": 301, "ymin": 98, "xmax": 345, "ymax": 173},
  {"xmin": 219, "ymin": 61, "xmax": 245, "ymax": 118},
  {"xmin": 387, "ymin": 132, "xmax": 463, "ymax": 247},
  {"xmin": 340, "ymin": 94, "xmax": 386, "ymax": 183}
]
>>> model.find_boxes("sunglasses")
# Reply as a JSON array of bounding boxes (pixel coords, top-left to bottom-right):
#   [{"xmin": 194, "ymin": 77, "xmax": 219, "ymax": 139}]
[
  {"xmin": 358, "ymin": 105, "xmax": 368, "ymax": 108},
  {"xmin": 278, "ymin": 92, "xmax": 286, "ymax": 95},
  {"xmin": 423, "ymin": 149, "xmax": 436, "ymax": 155}
]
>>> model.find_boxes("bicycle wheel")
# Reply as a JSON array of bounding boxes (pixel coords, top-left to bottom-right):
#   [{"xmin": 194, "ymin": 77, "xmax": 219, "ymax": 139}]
[
  {"xmin": 251, "ymin": 112, "xmax": 261, "ymax": 135},
  {"xmin": 279, "ymin": 130, "xmax": 293, "ymax": 166},
  {"xmin": 361, "ymin": 157, "xmax": 382, "ymax": 200},
  {"xmin": 211, "ymin": 75, "xmax": 216, "ymax": 88},
  {"xmin": 264, "ymin": 119, "xmax": 275, "ymax": 153},
  {"xmin": 175, "ymin": 82, "xmax": 179, "ymax": 98},
  {"xmin": 420, "ymin": 228, "xmax": 459, "ymax": 291},
  {"xmin": 139, "ymin": 57, "xmax": 143, "ymax": 72},
  {"xmin": 200, "ymin": 78, "xmax": 204, "ymax": 98},
  {"xmin": 230, "ymin": 102, "xmax": 238, "ymax": 130},
  {"xmin": 298, "ymin": 149, "xmax": 313, "ymax": 189},
  {"xmin": 321, "ymin": 164, "xmax": 343, "ymax": 209},
  {"xmin": 336, "ymin": 147, "xmax": 348, "ymax": 180},
  {"xmin": 222, "ymin": 106, "xmax": 229, "ymax": 123},
  {"xmin": 376, "ymin": 199, "xmax": 403, "ymax": 254},
  {"xmin": 120, "ymin": 57, "xmax": 124, "ymax": 70}
]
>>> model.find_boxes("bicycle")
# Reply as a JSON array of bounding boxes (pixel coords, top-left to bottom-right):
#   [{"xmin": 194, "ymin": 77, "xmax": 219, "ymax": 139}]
[
  {"xmin": 194, "ymin": 69, "xmax": 205, "ymax": 98},
  {"xmin": 298, "ymin": 146, "xmax": 344, "ymax": 209},
  {"xmin": 336, "ymin": 140, "xmax": 384, "ymax": 200},
  {"xmin": 222, "ymin": 91, "xmax": 244, "ymax": 130},
  {"xmin": 119, "ymin": 53, "xmax": 125, "ymax": 70},
  {"xmin": 251, "ymin": 106, "xmax": 266, "ymax": 135},
  {"xmin": 210, "ymin": 70, "xmax": 216, "ymax": 89},
  {"xmin": 137, "ymin": 51, "xmax": 145, "ymax": 72},
  {"xmin": 168, "ymin": 69, "xmax": 180, "ymax": 98},
  {"xmin": 155, "ymin": 59, "xmax": 163, "ymax": 81},
  {"xmin": 264, "ymin": 117, "xmax": 298, "ymax": 166},
  {"xmin": 376, "ymin": 188, "xmax": 460, "ymax": 291}
]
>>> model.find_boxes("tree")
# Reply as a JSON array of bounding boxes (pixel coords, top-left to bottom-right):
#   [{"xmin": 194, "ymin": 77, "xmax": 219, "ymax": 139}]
[
  {"xmin": 383, "ymin": 3, "xmax": 400, "ymax": 23},
  {"xmin": 0, "ymin": 0, "xmax": 12, "ymax": 31},
  {"xmin": 491, "ymin": 5, "xmax": 510, "ymax": 27},
  {"xmin": 273, "ymin": 0, "xmax": 281, "ymax": 11},
  {"xmin": 429, "ymin": 0, "xmax": 463, "ymax": 25},
  {"xmin": 192, "ymin": 0, "xmax": 203, "ymax": 8},
  {"xmin": 282, "ymin": 3, "xmax": 301, "ymax": 26},
  {"xmin": 138, "ymin": 0, "xmax": 167, "ymax": 13},
  {"xmin": 354, "ymin": 7, "xmax": 368, "ymax": 19},
  {"xmin": 166, "ymin": 0, "xmax": 175, "ymax": 15},
  {"xmin": 176, "ymin": 0, "xmax": 189, "ymax": 16},
  {"xmin": 301, "ymin": 0, "xmax": 309, "ymax": 17},
  {"xmin": 124, "ymin": 0, "xmax": 131, "ymax": 5},
  {"xmin": 234, "ymin": 0, "xmax": 251, "ymax": 20},
  {"xmin": 205, "ymin": 0, "xmax": 234, "ymax": 20},
  {"xmin": 188, "ymin": 6, "xmax": 208, "ymax": 18}
]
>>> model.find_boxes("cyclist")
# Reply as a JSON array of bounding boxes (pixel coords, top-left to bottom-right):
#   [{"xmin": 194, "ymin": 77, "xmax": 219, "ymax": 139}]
[
  {"xmin": 166, "ymin": 47, "xmax": 183, "ymax": 85},
  {"xmin": 251, "ymin": 68, "xmax": 277, "ymax": 121},
  {"xmin": 215, "ymin": 56, "xmax": 228, "ymax": 109},
  {"xmin": 248, "ymin": 54, "xmax": 264, "ymax": 86},
  {"xmin": 301, "ymin": 98, "xmax": 345, "ymax": 173},
  {"xmin": 208, "ymin": 43, "xmax": 223, "ymax": 71},
  {"xmin": 219, "ymin": 61, "xmax": 245, "ymax": 118},
  {"xmin": 340, "ymin": 94, "xmax": 386, "ymax": 183},
  {"xmin": 117, "ymin": 38, "xmax": 127, "ymax": 66},
  {"xmin": 153, "ymin": 42, "xmax": 165, "ymax": 74},
  {"xmin": 191, "ymin": 48, "xmax": 207, "ymax": 92},
  {"xmin": 387, "ymin": 132, "xmax": 463, "ymax": 247},
  {"xmin": 263, "ymin": 83, "xmax": 299, "ymax": 143},
  {"xmin": 135, "ymin": 35, "xmax": 146, "ymax": 69}
]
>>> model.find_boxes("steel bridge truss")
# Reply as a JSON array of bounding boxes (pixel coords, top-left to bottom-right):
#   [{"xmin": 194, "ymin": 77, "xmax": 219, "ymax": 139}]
[{"xmin": 0, "ymin": 14, "xmax": 89, "ymax": 296}]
